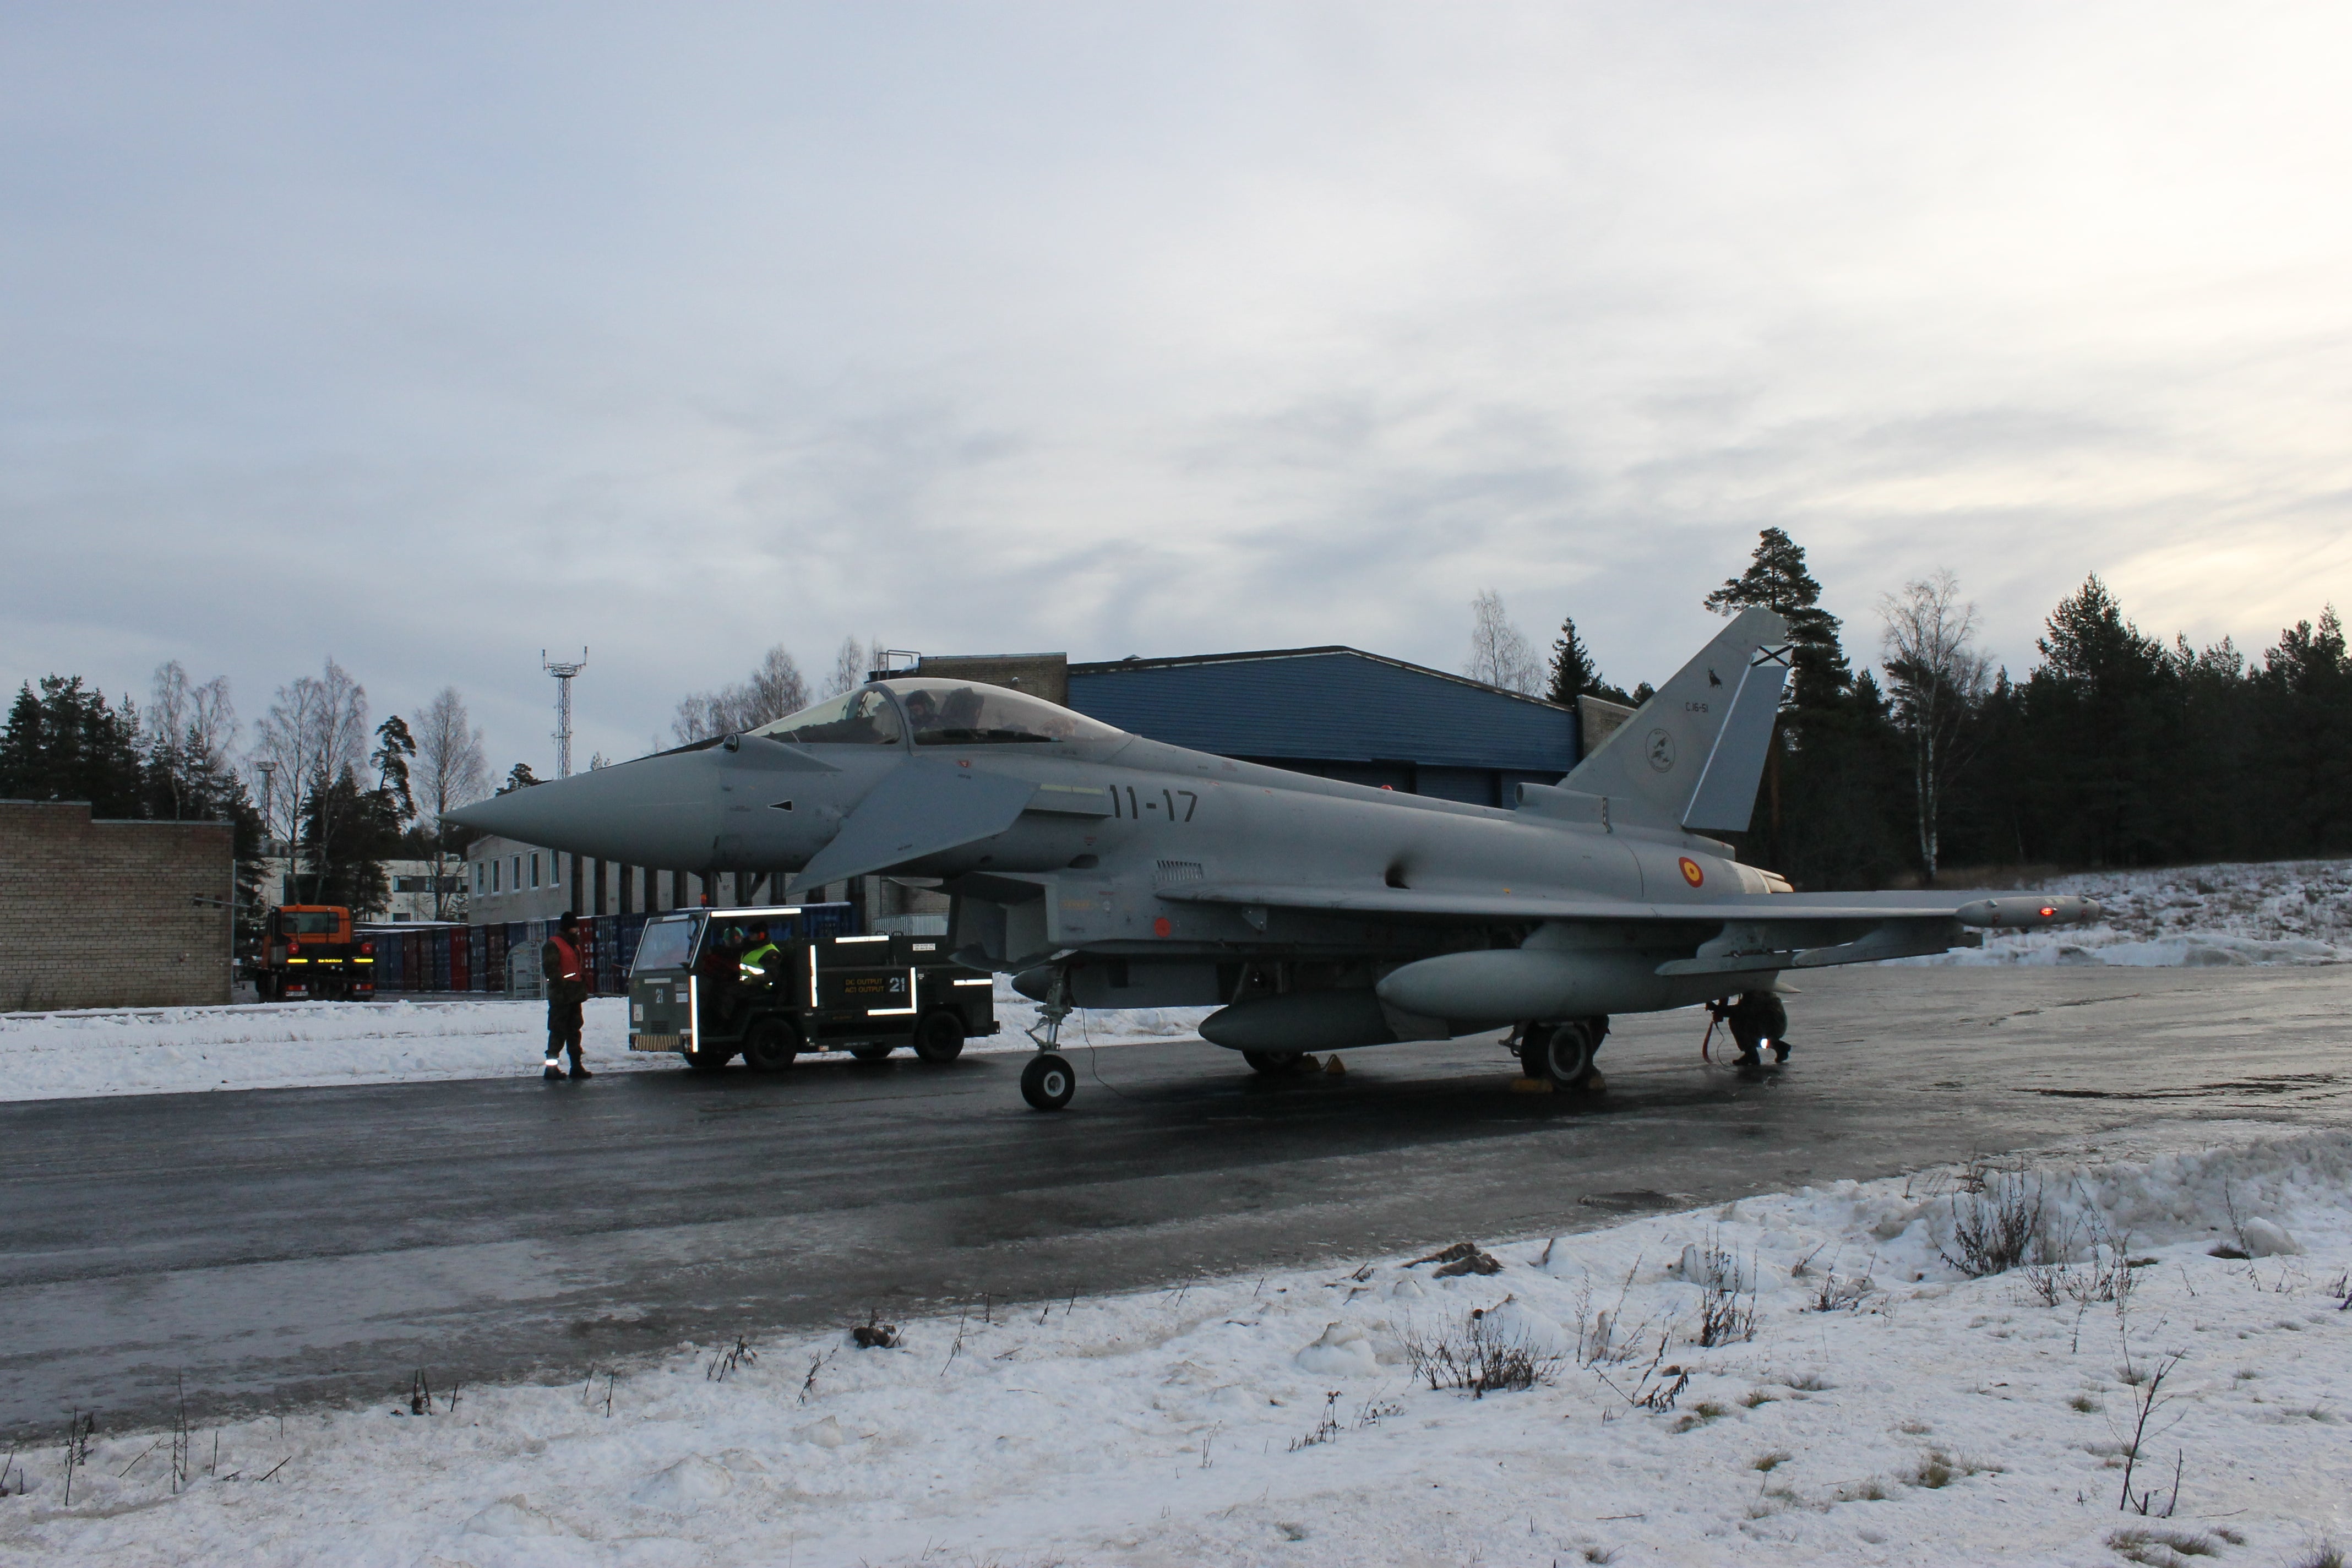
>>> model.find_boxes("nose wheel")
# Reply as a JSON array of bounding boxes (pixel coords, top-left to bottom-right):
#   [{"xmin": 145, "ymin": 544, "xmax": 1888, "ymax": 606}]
[{"xmin": 1020, "ymin": 1052, "xmax": 1076, "ymax": 1110}]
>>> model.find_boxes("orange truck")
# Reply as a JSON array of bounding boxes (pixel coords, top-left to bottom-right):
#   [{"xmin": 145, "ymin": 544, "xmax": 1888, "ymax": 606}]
[{"xmin": 251, "ymin": 905, "xmax": 377, "ymax": 1001}]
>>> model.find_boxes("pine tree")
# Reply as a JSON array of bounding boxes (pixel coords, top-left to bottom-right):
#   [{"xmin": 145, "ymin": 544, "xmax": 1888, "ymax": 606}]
[
  {"xmin": 2020, "ymin": 575, "xmax": 2181, "ymax": 866},
  {"xmin": 499, "ymin": 763, "xmax": 541, "ymax": 794},
  {"xmin": 372, "ymin": 716, "xmax": 417, "ymax": 822},
  {"xmin": 0, "ymin": 677, "xmax": 148, "ymax": 816},
  {"xmin": 1704, "ymin": 527, "xmax": 1852, "ymax": 717},
  {"xmin": 1703, "ymin": 529, "xmax": 1903, "ymax": 886},
  {"xmin": 300, "ymin": 766, "xmax": 398, "ymax": 916},
  {"xmin": 1546, "ymin": 617, "xmax": 1645, "ymax": 709},
  {"xmin": 1546, "ymin": 617, "xmax": 1601, "ymax": 706}
]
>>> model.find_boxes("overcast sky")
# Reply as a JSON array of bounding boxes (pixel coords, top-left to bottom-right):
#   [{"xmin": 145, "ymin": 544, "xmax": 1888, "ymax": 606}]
[{"xmin": 6, "ymin": 2, "xmax": 2349, "ymax": 781}]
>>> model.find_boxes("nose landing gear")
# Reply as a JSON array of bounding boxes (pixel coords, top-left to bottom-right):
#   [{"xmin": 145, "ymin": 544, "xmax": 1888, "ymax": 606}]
[{"xmin": 1021, "ymin": 967, "xmax": 1077, "ymax": 1110}]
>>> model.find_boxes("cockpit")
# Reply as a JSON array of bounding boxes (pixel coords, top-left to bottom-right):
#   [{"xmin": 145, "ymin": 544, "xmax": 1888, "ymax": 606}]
[{"xmin": 748, "ymin": 680, "xmax": 1124, "ymax": 748}]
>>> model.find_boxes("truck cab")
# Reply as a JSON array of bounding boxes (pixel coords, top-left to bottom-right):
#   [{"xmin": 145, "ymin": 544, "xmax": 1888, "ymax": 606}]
[
  {"xmin": 253, "ymin": 905, "xmax": 375, "ymax": 1001},
  {"xmin": 627, "ymin": 903, "xmax": 998, "ymax": 1071}
]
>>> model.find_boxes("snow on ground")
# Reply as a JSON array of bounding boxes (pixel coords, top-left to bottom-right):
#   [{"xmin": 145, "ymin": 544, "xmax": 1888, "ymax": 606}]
[
  {"xmin": 0, "ymin": 982, "xmax": 1202, "ymax": 1103},
  {"xmin": 1923, "ymin": 858, "xmax": 2352, "ymax": 968},
  {"xmin": 2, "ymin": 1125, "xmax": 2345, "ymax": 1566}
]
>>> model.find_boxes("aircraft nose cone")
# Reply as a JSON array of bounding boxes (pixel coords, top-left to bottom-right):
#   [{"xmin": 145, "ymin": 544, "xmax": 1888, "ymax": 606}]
[{"xmin": 443, "ymin": 750, "xmax": 726, "ymax": 867}]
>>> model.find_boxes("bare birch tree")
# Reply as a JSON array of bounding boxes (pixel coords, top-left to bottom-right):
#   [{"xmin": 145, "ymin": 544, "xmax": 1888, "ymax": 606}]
[
  {"xmin": 1464, "ymin": 589, "xmax": 1542, "ymax": 694},
  {"xmin": 672, "ymin": 645, "xmax": 812, "ymax": 743},
  {"xmin": 1880, "ymin": 570, "xmax": 1991, "ymax": 881},
  {"xmin": 251, "ymin": 659, "xmax": 369, "ymax": 900},
  {"xmin": 145, "ymin": 661, "xmax": 238, "ymax": 821},
  {"xmin": 823, "ymin": 636, "xmax": 869, "ymax": 699},
  {"xmin": 412, "ymin": 687, "xmax": 489, "ymax": 919}
]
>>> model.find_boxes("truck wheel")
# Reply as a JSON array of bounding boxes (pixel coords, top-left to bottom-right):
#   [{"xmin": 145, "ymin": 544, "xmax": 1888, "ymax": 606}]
[
  {"xmin": 742, "ymin": 1018, "xmax": 801, "ymax": 1072},
  {"xmin": 683, "ymin": 1047, "xmax": 733, "ymax": 1072},
  {"xmin": 1020, "ymin": 1052, "xmax": 1075, "ymax": 1110},
  {"xmin": 913, "ymin": 1010, "xmax": 966, "ymax": 1065},
  {"xmin": 1242, "ymin": 1050, "xmax": 1305, "ymax": 1076},
  {"xmin": 849, "ymin": 1043, "xmax": 895, "ymax": 1062}
]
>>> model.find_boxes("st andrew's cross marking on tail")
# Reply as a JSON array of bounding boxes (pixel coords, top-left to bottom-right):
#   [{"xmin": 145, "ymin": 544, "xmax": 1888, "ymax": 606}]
[{"xmin": 450, "ymin": 607, "xmax": 2097, "ymax": 1110}]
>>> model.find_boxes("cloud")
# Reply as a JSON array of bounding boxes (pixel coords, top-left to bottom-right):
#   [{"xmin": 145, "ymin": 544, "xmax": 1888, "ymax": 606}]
[{"xmin": 4, "ymin": 1, "xmax": 2349, "ymax": 771}]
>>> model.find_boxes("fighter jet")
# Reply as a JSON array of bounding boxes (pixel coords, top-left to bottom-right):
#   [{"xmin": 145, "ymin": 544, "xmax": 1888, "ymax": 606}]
[{"xmin": 448, "ymin": 609, "xmax": 2096, "ymax": 1109}]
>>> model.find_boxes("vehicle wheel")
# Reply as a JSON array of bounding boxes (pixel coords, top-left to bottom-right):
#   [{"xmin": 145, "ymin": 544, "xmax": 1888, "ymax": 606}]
[
  {"xmin": 849, "ymin": 1043, "xmax": 895, "ymax": 1062},
  {"xmin": 1020, "ymin": 1052, "xmax": 1075, "ymax": 1110},
  {"xmin": 742, "ymin": 1018, "xmax": 801, "ymax": 1072},
  {"xmin": 683, "ymin": 1047, "xmax": 733, "ymax": 1072},
  {"xmin": 1242, "ymin": 1050, "xmax": 1304, "ymax": 1076},
  {"xmin": 912, "ymin": 1010, "xmax": 966, "ymax": 1064},
  {"xmin": 1521, "ymin": 1019, "xmax": 1602, "ymax": 1090}
]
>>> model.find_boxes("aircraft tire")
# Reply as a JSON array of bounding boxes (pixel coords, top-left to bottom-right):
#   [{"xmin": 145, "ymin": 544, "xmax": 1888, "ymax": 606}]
[
  {"xmin": 1522, "ymin": 1019, "xmax": 1602, "ymax": 1091},
  {"xmin": 913, "ymin": 1010, "xmax": 967, "ymax": 1065},
  {"xmin": 849, "ymin": 1043, "xmax": 895, "ymax": 1061},
  {"xmin": 1021, "ymin": 1052, "xmax": 1075, "ymax": 1110},
  {"xmin": 1242, "ymin": 1050, "xmax": 1305, "ymax": 1076},
  {"xmin": 741, "ymin": 1017, "xmax": 801, "ymax": 1072}
]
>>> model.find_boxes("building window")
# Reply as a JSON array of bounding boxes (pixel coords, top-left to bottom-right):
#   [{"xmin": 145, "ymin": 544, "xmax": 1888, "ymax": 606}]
[
  {"xmin": 513, "ymin": 854, "xmax": 522, "ymax": 890},
  {"xmin": 530, "ymin": 853, "xmax": 541, "ymax": 888},
  {"xmin": 475, "ymin": 863, "xmax": 483, "ymax": 893},
  {"xmin": 492, "ymin": 860, "xmax": 500, "ymax": 892}
]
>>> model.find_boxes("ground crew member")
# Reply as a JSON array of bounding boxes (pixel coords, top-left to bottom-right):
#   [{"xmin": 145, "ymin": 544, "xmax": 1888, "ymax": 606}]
[
  {"xmin": 1707, "ymin": 990, "xmax": 1790, "ymax": 1069},
  {"xmin": 542, "ymin": 912, "xmax": 593, "ymax": 1081},
  {"xmin": 738, "ymin": 923, "xmax": 780, "ymax": 989}
]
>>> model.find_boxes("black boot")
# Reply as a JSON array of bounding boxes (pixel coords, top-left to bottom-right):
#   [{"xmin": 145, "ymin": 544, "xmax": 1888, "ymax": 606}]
[{"xmin": 542, "ymin": 1055, "xmax": 564, "ymax": 1081}]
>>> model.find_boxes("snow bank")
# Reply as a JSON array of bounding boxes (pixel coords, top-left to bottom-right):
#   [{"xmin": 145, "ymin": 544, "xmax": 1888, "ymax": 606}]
[
  {"xmin": 4, "ymin": 1126, "xmax": 2346, "ymax": 1566},
  {"xmin": 1920, "ymin": 856, "xmax": 2352, "ymax": 966},
  {"xmin": 0, "ymin": 980, "xmax": 1203, "ymax": 1102}
]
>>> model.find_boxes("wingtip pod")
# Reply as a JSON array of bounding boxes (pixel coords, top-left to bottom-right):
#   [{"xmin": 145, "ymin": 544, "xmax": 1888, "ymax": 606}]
[{"xmin": 1954, "ymin": 895, "xmax": 2101, "ymax": 929}]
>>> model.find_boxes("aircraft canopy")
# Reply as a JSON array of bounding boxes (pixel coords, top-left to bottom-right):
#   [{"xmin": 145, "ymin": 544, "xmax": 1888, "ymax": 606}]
[{"xmin": 749, "ymin": 679, "xmax": 1121, "ymax": 748}]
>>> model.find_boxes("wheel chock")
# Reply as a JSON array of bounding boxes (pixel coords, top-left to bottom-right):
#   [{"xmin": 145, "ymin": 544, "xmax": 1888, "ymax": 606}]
[
  {"xmin": 1324, "ymin": 1054, "xmax": 1347, "ymax": 1076},
  {"xmin": 1510, "ymin": 1076, "xmax": 1553, "ymax": 1094}
]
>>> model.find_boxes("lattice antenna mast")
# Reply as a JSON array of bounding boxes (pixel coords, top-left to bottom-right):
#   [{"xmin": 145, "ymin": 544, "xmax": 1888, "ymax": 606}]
[{"xmin": 543, "ymin": 647, "xmax": 588, "ymax": 778}]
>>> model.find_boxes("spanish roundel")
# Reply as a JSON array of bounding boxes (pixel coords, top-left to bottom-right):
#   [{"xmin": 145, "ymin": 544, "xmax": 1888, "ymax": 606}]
[{"xmin": 1679, "ymin": 856, "xmax": 1705, "ymax": 888}]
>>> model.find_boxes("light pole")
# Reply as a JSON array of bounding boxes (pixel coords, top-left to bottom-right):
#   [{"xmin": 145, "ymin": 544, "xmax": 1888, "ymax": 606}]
[
  {"xmin": 543, "ymin": 648, "xmax": 588, "ymax": 778},
  {"xmin": 254, "ymin": 760, "xmax": 279, "ymax": 899}
]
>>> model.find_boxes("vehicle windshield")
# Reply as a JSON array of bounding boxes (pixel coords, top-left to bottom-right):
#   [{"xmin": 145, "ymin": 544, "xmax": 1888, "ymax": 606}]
[
  {"xmin": 280, "ymin": 911, "xmax": 338, "ymax": 935},
  {"xmin": 880, "ymin": 680, "xmax": 1123, "ymax": 745},
  {"xmin": 749, "ymin": 688, "xmax": 903, "ymax": 745},
  {"xmin": 631, "ymin": 915, "xmax": 697, "ymax": 974}
]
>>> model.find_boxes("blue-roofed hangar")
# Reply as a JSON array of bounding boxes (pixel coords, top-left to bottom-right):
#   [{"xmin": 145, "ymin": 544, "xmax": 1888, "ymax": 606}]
[{"xmin": 904, "ymin": 649, "xmax": 1633, "ymax": 808}]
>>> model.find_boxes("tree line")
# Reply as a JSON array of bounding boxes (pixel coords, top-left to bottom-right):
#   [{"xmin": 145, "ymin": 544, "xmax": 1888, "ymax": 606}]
[
  {"xmin": 0, "ymin": 661, "xmax": 491, "ymax": 930},
  {"xmin": 1473, "ymin": 529, "xmax": 2352, "ymax": 888}
]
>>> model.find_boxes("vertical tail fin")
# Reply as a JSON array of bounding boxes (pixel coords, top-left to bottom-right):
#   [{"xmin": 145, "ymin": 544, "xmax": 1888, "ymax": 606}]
[{"xmin": 1558, "ymin": 608, "xmax": 1790, "ymax": 834}]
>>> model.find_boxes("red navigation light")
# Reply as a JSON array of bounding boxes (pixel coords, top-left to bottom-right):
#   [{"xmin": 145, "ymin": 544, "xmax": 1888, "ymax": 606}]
[{"xmin": 2039, "ymin": 906, "xmax": 2055, "ymax": 918}]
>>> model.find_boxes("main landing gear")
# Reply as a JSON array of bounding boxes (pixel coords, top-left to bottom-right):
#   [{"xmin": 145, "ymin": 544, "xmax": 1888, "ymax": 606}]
[
  {"xmin": 1708, "ymin": 991, "xmax": 1790, "ymax": 1070},
  {"xmin": 1021, "ymin": 968, "xmax": 1077, "ymax": 1110},
  {"xmin": 1517, "ymin": 1017, "xmax": 1609, "ymax": 1093}
]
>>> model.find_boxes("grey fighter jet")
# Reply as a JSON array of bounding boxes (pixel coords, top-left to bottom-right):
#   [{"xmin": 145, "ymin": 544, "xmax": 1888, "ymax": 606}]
[{"xmin": 449, "ymin": 609, "xmax": 2096, "ymax": 1109}]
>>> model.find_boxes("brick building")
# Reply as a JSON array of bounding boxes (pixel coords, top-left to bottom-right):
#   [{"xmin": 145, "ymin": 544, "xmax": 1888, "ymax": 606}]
[{"xmin": 1, "ymin": 800, "xmax": 236, "ymax": 1011}]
